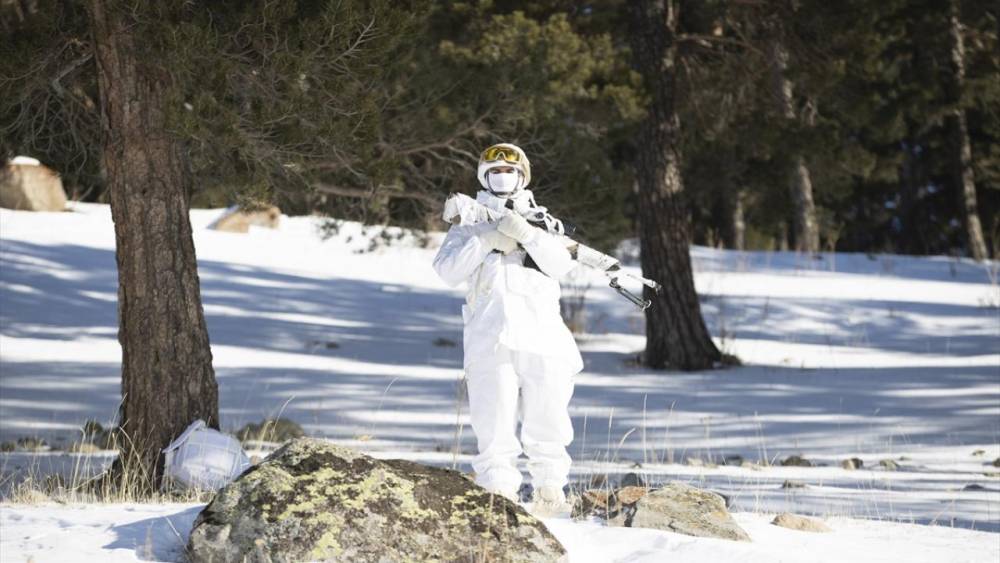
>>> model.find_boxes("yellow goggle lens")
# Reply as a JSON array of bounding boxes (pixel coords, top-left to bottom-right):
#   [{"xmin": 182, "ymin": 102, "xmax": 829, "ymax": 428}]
[{"xmin": 481, "ymin": 146, "xmax": 521, "ymax": 164}]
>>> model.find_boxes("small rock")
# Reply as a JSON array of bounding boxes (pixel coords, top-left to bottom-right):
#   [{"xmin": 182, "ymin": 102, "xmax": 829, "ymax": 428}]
[
  {"xmin": 780, "ymin": 455, "xmax": 812, "ymax": 467},
  {"xmin": 771, "ymin": 513, "xmax": 831, "ymax": 533},
  {"xmin": 722, "ymin": 454, "xmax": 744, "ymax": 466},
  {"xmin": 573, "ymin": 489, "xmax": 616, "ymax": 519},
  {"xmin": 236, "ymin": 418, "xmax": 304, "ymax": 444},
  {"xmin": 620, "ymin": 472, "xmax": 646, "ymax": 488},
  {"xmin": 307, "ymin": 340, "xmax": 340, "ymax": 351},
  {"xmin": 993, "ymin": 457, "xmax": 1000, "ymax": 468},
  {"xmin": 963, "ymin": 484, "xmax": 987, "ymax": 491},
  {"xmin": 432, "ymin": 337, "xmax": 457, "ymax": 347},
  {"xmin": 583, "ymin": 489, "xmax": 613, "ymax": 508},
  {"xmin": 609, "ymin": 482, "xmax": 750, "ymax": 542},
  {"xmin": 615, "ymin": 486, "xmax": 647, "ymax": 505},
  {"xmin": 879, "ymin": 459, "xmax": 899, "ymax": 471},
  {"xmin": 1, "ymin": 160, "xmax": 67, "ymax": 212},
  {"xmin": 841, "ymin": 458, "xmax": 863, "ymax": 470},
  {"xmin": 781, "ymin": 480, "xmax": 808, "ymax": 489},
  {"xmin": 971, "ymin": 449, "xmax": 985, "ymax": 456},
  {"xmin": 210, "ymin": 205, "xmax": 281, "ymax": 233}
]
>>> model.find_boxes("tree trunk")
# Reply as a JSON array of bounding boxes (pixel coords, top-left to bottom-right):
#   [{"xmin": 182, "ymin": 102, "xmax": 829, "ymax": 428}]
[
  {"xmin": 728, "ymin": 189, "xmax": 746, "ymax": 251},
  {"xmin": 627, "ymin": 0, "xmax": 722, "ymax": 371},
  {"xmin": 718, "ymin": 148, "xmax": 745, "ymax": 251},
  {"xmin": 88, "ymin": 0, "xmax": 219, "ymax": 487},
  {"xmin": 945, "ymin": 0, "xmax": 988, "ymax": 261},
  {"xmin": 768, "ymin": 34, "xmax": 820, "ymax": 254}
]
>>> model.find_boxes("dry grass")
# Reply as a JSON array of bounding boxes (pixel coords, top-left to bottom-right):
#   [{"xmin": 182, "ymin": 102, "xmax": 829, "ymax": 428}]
[{"xmin": 1, "ymin": 427, "xmax": 214, "ymax": 505}]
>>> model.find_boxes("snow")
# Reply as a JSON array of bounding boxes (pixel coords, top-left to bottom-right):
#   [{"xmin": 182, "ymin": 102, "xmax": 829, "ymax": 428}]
[
  {"xmin": 7, "ymin": 156, "xmax": 41, "ymax": 167},
  {"xmin": 1, "ymin": 202, "xmax": 999, "ymax": 561},
  {"xmin": 0, "ymin": 503, "xmax": 995, "ymax": 563},
  {"xmin": 0, "ymin": 504, "xmax": 202, "ymax": 562}
]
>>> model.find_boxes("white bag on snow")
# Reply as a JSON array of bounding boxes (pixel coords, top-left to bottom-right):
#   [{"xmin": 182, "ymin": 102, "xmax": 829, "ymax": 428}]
[{"xmin": 162, "ymin": 419, "xmax": 250, "ymax": 491}]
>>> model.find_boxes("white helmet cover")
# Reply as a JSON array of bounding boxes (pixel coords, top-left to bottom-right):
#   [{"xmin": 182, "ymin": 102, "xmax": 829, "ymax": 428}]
[{"xmin": 477, "ymin": 143, "xmax": 531, "ymax": 192}]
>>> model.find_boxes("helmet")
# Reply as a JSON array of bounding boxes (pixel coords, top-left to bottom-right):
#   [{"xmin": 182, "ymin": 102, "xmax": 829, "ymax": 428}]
[{"xmin": 477, "ymin": 143, "xmax": 531, "ymax": 194}]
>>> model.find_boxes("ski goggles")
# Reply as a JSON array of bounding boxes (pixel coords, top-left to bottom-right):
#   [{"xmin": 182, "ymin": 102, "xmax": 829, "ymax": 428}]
[{"xmin": 481, "ymin": 145, "xmax": 522, "ymax": 164}]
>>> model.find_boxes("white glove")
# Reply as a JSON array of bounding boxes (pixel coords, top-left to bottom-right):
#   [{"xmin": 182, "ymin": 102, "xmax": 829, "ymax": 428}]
[
  {"xmin": 479, "ymin": 227, "xmax": 518, "ymax": 254},
  {"xmin": 498, "ymin": 213, "xmax": 537, "ymax": 244}
]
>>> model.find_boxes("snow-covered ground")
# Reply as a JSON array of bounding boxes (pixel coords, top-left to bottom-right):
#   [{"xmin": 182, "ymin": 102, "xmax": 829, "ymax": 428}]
[
  {"xmin": 1, "ymin": 202, "xmax": 998, "ymax": 561},
  {"xmin": 2, "ymin": 503, "xmax": 994, "ymax": 563}
]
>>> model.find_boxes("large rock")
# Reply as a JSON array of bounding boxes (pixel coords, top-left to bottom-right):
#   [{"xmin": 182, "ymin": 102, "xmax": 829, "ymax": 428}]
[
  {"xmin": 210, "ymin": 205, "xmax": 281, "ymax": 233},
  {"xmin": 187, "ymin": 438, "xmax": 566, "ymax": 562},
  {"xmin": 0, "ymin": 158, "xmax": 67, "ymax": 211},
  {"xmin": 608, "ymin": 482, "xmax": 750, "ymax": 542}
]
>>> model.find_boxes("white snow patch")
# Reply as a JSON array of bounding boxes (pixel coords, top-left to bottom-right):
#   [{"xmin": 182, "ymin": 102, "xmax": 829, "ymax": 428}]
[{"xmin": 1, "ymin": 202, "xmax": 998, "ymax": 560}]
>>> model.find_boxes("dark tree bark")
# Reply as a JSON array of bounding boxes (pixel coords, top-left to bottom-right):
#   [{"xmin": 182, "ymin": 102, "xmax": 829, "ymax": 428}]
[
  {"xmin": 767, "ymin": 30, "xmax": 820, "ymax": 254},
  {"xmin": 717, "ymin": 148, "xmax": 746, "ymax": 251},
  {"xmin": 945, "ymin": 0, "xmax": 988, "ymax": 261},
  {"xmin": 627, "ymin": 0, "xmax": 723, "ymax": 371},
  {"xmin": 88, "ymin": 0, "xmax": 218, "ymax": 487}
]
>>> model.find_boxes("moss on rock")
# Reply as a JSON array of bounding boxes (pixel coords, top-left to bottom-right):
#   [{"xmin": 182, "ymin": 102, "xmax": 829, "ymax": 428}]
[{"xmin": 187, "ymin": 438, "xmax": 566, "ymax": 562}]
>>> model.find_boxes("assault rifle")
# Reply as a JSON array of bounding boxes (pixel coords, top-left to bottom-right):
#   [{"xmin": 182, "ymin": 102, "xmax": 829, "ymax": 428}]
[{"xmin": 442, "ymin": 192, "xmax": 662, "ymax": 310}]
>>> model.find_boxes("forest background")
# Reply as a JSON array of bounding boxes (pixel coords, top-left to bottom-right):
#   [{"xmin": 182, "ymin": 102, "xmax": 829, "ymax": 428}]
[{"xmin": 3, "ymin": 0, "xmax": 998, "ymax": 258}]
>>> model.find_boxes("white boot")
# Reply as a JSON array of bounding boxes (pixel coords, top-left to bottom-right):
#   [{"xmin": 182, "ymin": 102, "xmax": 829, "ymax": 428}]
[{"xmin": 530, "ymin": 486, "xmax": 572, "ymax": 517}]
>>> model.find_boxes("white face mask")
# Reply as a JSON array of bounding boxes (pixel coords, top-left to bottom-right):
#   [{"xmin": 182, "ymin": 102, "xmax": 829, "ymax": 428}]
[{"xmin": 487, "ymin": 171, "xmax": 521, "ymax": 195}]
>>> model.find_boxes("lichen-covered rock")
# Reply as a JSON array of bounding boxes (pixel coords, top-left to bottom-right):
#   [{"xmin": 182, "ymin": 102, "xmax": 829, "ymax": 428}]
[
  {"xmin": 771, "ymin": 513, "xmax": 831, "ymax": 533},
  {"xmin": 609, "ymin": 482, "xmax": 750, "ymax": 542},
  {"xmin": 187, "ymin": 438, "xmax": 566, "ymax": 562}
]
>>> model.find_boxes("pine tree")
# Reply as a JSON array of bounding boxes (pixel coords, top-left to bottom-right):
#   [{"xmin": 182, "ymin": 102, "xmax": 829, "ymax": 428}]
[
  {"xmin": 626, "ymin": 0, "xmax": 724, "ymax": 370},
  {"xmin": 87, "ymin": 0, "xmax": 218, "ymax": 486},
  {"xmin": 3, "ymin": 0, "xmax": 412, "ymax": 488},
  {"xmin": 945, "ymin": 0, "xmax": 989, "ymax": 260}
]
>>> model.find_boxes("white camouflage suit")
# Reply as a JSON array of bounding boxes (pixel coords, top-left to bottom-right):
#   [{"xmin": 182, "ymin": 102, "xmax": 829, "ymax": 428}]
[{"xmin": 433, "ymin": 189, "xmax": 583, "ymax": 495}]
